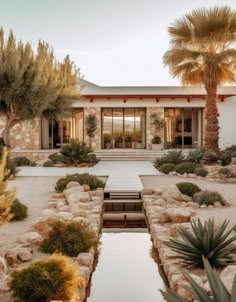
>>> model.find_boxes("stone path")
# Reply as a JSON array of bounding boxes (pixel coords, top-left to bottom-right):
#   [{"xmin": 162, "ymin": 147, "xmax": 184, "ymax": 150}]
[{"xmin": 17, "ymin": 161, "xmax": 159, "ymax": 192}]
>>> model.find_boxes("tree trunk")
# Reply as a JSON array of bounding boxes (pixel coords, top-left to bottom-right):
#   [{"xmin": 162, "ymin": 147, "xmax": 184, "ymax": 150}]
[
  {"xmin": 2, "ymin": 118, "xmax": 19, "ymax": 148},
  {"xmin": 204, "ymin": 86, "xmax": 219, "ymax": 153}
]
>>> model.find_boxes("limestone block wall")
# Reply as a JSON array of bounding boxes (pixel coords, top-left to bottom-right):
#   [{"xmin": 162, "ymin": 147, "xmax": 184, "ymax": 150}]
[
  {"xmin": 83, "ymin": 107, "xmax": 101, "ymax": 150},
  {"xmin": 146, "ymin": 107, "xmax": 165, "ymax": 150},
  {"xmin": 0, "ymin": 116, "xmax": 41, "ymax": 150}
]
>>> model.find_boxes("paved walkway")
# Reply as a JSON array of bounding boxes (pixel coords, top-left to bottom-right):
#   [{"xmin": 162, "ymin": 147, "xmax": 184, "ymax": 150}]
[{"xmin": 17, "ymin": 161, "xmax": 159, "ymax": 192}]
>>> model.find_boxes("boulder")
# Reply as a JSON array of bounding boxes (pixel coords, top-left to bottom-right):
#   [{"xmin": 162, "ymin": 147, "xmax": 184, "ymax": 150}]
[
  {"xmin": 141, "ymin": 188, "xmax": 154, "ymax": 197},
  {"xmin": 177, "ymin": 274, "xmax": 204, "ymax": 301},
  {"xmin": 188, "ymin": 173, "xmax": 197, "ymax": 178},
  {"xmin": 181, "ymin": 194, "xmax": 192, "ymax": 203},
  {"xmin": 162, "ymin": 185, "xmax": 182, "ymax": 202},
  {"xmin": 67, "ymin": 192, "xmax": 90, "ymax": 205},
  {"xmin": 56, "ymin": 211, "xmax": 73, "ymax": 221},
  {"xmin": 51, "ymin": 193, "xmax": 65, "ymax": 199},
  {"xmin": 213, "ymin": 202, "xmax": 222, "ymax": 208},
  {"xmin": 169, "ymin": 171, "xmax": 177, "ymax": 176},
  {"xmin": 162, "ymin": 208, "xmax": 193, "ymax": 223},
  {"xmin": 63, "ymin": 186, "xmax": 84, "ymax": 199},
  {"xmin": 0, "ymin": 274, "xmax": 10, "ymax": 293},
  {"xmin": 82, "ymin": 184, "xmax": 90, "ymax": 192},
  {"xmin": 33, "ymin": 216, "xmax": 54, "ymax": 236},
  {"xmin": 19, "ymin": 232, "xmax": 42, "ymax": 245},
  {"xmin": 77, "ymin": 253, "xmax": 93, "ymax": 268},
  {"xmin": 66, "ymin": 181, "xmax": 81, "ymax": 189},
  {"xmin": 220, "ymin": 265, "xmax": 236, "ymax": 293},
  {"xmin": 17, "ymin": 248, "xmax": 33, "ymax": 262},
  {"xmin": 5, "ymin": 250, "xmax": 18, "ymax": 265},
  {"xmin": 42, "ymin": 209, "xmax": 56, "ymax": 217},
  {"xmin": 0, "ymin": 257, "xmax": 7, "ymax": 275},
  {"xmin": 79, "ymin": 265, "xmax": 91, "ymax": 284},
  {"xmin": 154, "ymin": 198, "xmax": 166, "ymax": 207},
  {"xmin": 186, "ymin": 201, "xmax": 200, "ymax": 208}
]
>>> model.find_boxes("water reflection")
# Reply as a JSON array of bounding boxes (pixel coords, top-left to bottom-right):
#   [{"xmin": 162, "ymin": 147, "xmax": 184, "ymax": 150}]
[{"xmin": 87, "ymin": 230, "xmax": 165, "ymax": 302}]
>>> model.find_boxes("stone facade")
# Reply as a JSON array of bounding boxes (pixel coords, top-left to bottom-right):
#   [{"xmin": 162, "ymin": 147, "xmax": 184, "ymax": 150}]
[
  {"xmin": 0, "ymin": 116, "xmax": 41, "ymax": 150},
  {"xmin": 83, "ymin": 107, "xmax": 101, "ymax": 150},
  {"xmin": 146, "ymin": 107, "xmax": 165, "ymax": 150}
]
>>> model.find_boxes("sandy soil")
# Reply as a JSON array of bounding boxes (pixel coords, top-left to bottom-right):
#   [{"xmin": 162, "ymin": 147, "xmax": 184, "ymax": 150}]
[
  {"xmin": 0, "ymin": 177, "xmax": 59, "ymax": 257},
  {"xmin": 141, "ymin": 175, "xmax": 236, "ymax": 227}
]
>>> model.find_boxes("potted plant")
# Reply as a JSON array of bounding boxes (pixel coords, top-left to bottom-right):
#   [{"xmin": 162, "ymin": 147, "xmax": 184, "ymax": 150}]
[
  {"xmin": 231, "ymin": 151, "xmax": 236, "ymax": 164},
  {"xmin": 151, "ymin": 136, "xmax": 163, "ymax": 151}
]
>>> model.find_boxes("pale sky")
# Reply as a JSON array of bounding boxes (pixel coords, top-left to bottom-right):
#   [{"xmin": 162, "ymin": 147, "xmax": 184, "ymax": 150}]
[{"xmin": 0, "ymin": 0, "xmax": 235, "ymax": 86}]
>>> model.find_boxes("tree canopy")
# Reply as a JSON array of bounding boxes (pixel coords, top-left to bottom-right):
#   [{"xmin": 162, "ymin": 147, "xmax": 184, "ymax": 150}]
[
  {"xmin": 0, "ymin": 28, "xmax": 80, "ymax": 146},
  {"xmin": 163, "ymin": 6, "xmax": 236, "ymax": 152}
]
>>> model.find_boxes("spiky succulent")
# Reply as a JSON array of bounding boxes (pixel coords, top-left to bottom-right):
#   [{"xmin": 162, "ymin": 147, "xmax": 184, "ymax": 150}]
[
  {"xmin": 165, "ymin": 219, "xmax": 236, "ymax": 268},
  {"xmin": 161, "ymin": 258, "xmax": 236, "ymax": 302}
]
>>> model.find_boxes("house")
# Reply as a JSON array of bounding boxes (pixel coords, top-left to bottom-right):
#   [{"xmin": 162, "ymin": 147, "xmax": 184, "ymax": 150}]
[{"xmin": 1, "ymin": 80, "xmax": 236, "ymax": 160}]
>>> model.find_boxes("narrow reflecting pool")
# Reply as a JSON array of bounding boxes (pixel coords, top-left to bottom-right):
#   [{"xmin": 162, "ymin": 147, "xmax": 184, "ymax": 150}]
[{"xmin": 87, "ymin": 230, "xmax": 166, "ymax": 302}]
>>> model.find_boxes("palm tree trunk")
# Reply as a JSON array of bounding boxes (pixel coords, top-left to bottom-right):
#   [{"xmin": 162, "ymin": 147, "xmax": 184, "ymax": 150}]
[{"xmin": 204, "ymin": 86, "xmax": 219, "ymax": 153}]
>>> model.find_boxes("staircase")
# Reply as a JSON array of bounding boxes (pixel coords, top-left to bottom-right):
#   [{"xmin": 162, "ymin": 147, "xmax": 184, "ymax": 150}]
[{"xmin": 95, "ymin": 149, "xmax": 192, "ymax": 161}]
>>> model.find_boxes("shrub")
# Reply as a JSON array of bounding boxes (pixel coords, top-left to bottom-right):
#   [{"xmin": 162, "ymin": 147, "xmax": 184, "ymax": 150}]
[
  {"xmin": 161, "ymin": 258, "xmax": 236, "ymax": 302},
  {"xmin": 204, "ymin": 151, "xmax": 218, "ymax": 164},
  {"xmin": 174, "ymin": 162, "xmax": 200, "ymax": 174},
  {"xmin": 43, "ymin": 160, "xmax": 55, "ymax": 167},
  {"xmin": 193, "ymin": 190, "xmax": 225, "ymax": 206},
  {"xmin": 153, "ymin": 157, "xmax": 167, "ymax": 169},
  {"xmin": 224, "ymin": 145, "xmax": 236, "ymax": 154},
  {"xmin": 48, "ymin": 153, "xmax": 64, "ymax": 164},
  {"xmin": 186, "ymin": 148, "xmax": 205, "ymax": 163},
  {"xmin": 218, "ymin": 167, "xmax": 231, "ymax": 178},
  {"xmin": 5, "ymin": 156, "xmax": 17, "ymax": 180},
  {"xmin": 60, "ymin": 141, "xmax": 96, "ymax": 166},
  {"xmin": 13, "ymin": 156, "xmax": 32, "ymax": 167},
  {"xmin": 194, "ymin": 167, "xmax": 208, "ymax": 177},
  {"xmin": 55, "ymin": 173, "xmax": 105, "ymax": 192},
  {"xmin": 176, "ymin": 182, "xmax": 201, "ymax": 197},
  {"xmin": 231, "ymin": 151, "xmax": 236, "ymax": 157},
  {"xmin": 10, "ymin": 199, "xmax": 28, "ymax": 221},
  {"xmin": 151, "ymin": 136, "xmax": 161, "ymax": 144},
  {"xmin": 10, "ymin": 254, "xmax": 85, "ymax": 302},
  {"xmin": 159, "ymin": 163, "xmax": 176, "ymax": 174},
  {"xmin": 219, "ymin": 151, "xmax": 231, "ymax": 166},
  {"xmin": 164, "ymin": 219, "xmax": 236, "ymax": 268},
  {"xmin": 40, "ymin": 220, "xmax": 97, "ymax": 257},
  {"xmin": 163, "ymin": 150, "xmax": 185, "ymax": 164}
]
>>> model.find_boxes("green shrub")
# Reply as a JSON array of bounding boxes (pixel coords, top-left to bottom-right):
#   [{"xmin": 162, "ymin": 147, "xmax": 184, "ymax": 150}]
[
  {"xmin": 186, "ymin": 148, "xmax": 205, "ymax": 163},
  {"xmin": 153, "ymin": 157, "xmax": 167, "ymax": 169},
  {"xmin": 159, "ymin": 163, "xmax": 176, "ymax": 174},
  {"xmin": 219, "ymin": 151, "xmax": 231, "ymax": 166},
  {"xmin": 163, "ymin": 150, "xmax": 185, "ymax": 164},
  {"xmin": 231, "ymin": 151, "xmax": 236, "ymax": 157},
  {"xmin": 55, "ymin": 173, "xmax": 105, "ymax": 192},
  {"xmin": 218, "ymin": 167, "xmax": 231, "ymax": 178},
  {"xmin": 151, "ymin": 136, "xmax": 161, "ymax": 144},
  {"xmin": 40, "ymin": 220, "xmax": 97, "ymax": 257},
  {"xmin": 43, "ymin": 160, "xmax": 55, "ymax": 167},
  {"xmin": 193, "ymin": 190, "xmax": 225, "ymax": 206},
  {"xmin": 174, "ymin": 162, "xmax": 200, "ymax": 174},
  {"xmin": 223, "ymin": 145, "xmax": 236, "ymax": 154},
  {"xmin": 4, "ymin": 156, "xmax": 17, "ymax": 180},
  {"xmin": 13, "ymin": 156, "xmax": 32, "ymax": 167},
  {"xmin": 161, "ymin": 258, "xmax": 236, "ymax": 302},
  {"xmin": 194, "ymin": 166, "xmax": 208, "ymax": 177},
  {"xmin": 60, "ymin": 141, "xmax": 96, "ymax": 166},
  {"xmin": 204, "ymin": 151, "xmax": 219, "ymax": 163},
  {"xmin": 10, "ymin": 199, "xmax": 28, "ymax": 221},
  {"xmin": 176, "ymin": 182, "xmax": 201, "ymax": 197},
  {"xmin": 10, "ymin": 254, "xmax": 84, "ymax": 302},
  {"xmin": 48, "ymin": 153, "xmax": 64, "ymax": 164},
  {"xmin": 164, "ymin": 219, "xmax": 236, "ymax": 268}
]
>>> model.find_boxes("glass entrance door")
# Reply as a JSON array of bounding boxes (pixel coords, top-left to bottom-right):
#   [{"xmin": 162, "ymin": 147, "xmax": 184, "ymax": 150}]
[
  {"xmin": 164, "ymin": 108, "xmax": 202, "ymax": 149},
  {"xmin": 102, "ymin": 108, "xmax": 146, "ymax": 149}
]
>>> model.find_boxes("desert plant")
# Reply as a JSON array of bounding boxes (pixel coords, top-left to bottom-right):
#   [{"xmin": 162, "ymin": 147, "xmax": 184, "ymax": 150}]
[
  {"xmin": 231, "ymin": 151, "xmax": 236, "ymax": 158},
  {"xmin": 224, "ymin": 145, "xmax": 236, "ymax": 154},
  {"xmin": 176, "ymin": 182, "xmax": 201, "ymax": 197},
  {"xmin": 193, "ymin": 190, "xmax": 225, "ymax": 206},
  {"xmin": 43, "ymin": 160, "xmax": 55, "ymax": 167},
  {"xmin": 163, "ymin": 150, "xmax": 185, "ymax": 164},
  {"xmin": 161, "ymin": 257, "xmax": 236, "ymax": 302},
  {"xmin": 48, "ymin": 153, "xmax": 64, "ymax": 164},
  {"xmin": 0, "ymin": 148, "xmax": 16, "ymax": 224},
  {"xmin": 10, "ymin": 199, "xmax": 28, "ymax": 221},
  {"xmin": 153, "ymin": 157, "xmax": 167, "ymax": 169},
  {"xmin": 219, "ymin": 151, "xmax": 231, "ymax": 166},
  {"xmin": 151, "ymin": 136, "xmax": 161, "ymax": 144},
  {"xmin": 218, "ymin": 167, "xmax": 231, "ymax": 178},
  {"xmin": 40, "ymin": 220, "xmax": 97, "ymax": 257},
  {"xmin": 159, "ymin": 163, "xmax": 176, "ymax": 174},
  {"xmin": 194, "ymin": 167, "xmax": 208, "ymax": 177},
  {"xmin": 60, "ymin": 141, "xmax": 96, "ymax": 166},
  {"xmin": 165, "ymin": 219, "xmax": 236, "ymax": 268},
  {"xmin": 186, "ymin": 148, "xmax": 205, "ymax": 163},
  {"xmin": 55, "ymin": 173, "xmax": 105, "ymax": 192},
  {"xmin": 13, "ymin": 156, "xmax": 32, "ymax": 167},
  {"xmin": 10, "ymin": 254, "xmax": 85, "ymax": 302},
  {"xmin": 5, "ymin": 156, "xmax": 17, "ymax": 180},
  {"xmin": 204, "ymin": 151, "xmax": 219, "ymax": 164},
  {"xmin": 175, "ymin": 162, "xmax": 200, "ymax": 174},
  {"xmin": 85, "ymin": 114, "xmax": 97, "ymax": 147}
]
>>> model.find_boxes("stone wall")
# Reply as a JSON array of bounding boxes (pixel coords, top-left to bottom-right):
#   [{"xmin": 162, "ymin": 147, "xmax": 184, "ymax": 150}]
[
  {"xmin": 0, "ymin": 116, "xmax": 41, "ymax": 150},
  {"xmin": 146, "ymin": 107, "xmax": 165, "ymax": 150},
  {"xmin": 83, "ymin": 107, "xmax": 101, "ymax": 150}
]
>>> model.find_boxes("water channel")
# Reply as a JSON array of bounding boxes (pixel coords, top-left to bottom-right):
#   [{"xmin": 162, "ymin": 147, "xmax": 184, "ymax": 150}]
[{"xmin": 86, "ymin": 230, "xmax": 166, "ymax": 302}]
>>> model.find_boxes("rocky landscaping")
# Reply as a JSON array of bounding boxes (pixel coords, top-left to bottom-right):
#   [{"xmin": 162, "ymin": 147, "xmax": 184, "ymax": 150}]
[
  {"xmin": 142, "ymin": 184, "xmax": 236, "ymax": 301},
  {"xmin": 0, "ymin": 181, "xmax": 104, "ymax": 302}
]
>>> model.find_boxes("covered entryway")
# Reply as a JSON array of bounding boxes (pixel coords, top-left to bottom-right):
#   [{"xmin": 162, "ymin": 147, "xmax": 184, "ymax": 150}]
[{"xmin": 101, "ymin": 108, "xmax": 146, "ymax": 149}]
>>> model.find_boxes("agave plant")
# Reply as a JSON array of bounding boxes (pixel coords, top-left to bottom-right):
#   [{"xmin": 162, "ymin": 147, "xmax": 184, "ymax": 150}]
[
  {"xmin": 161, "ymin": 258, "xmax": 236, "ymax": 302},
  {"xmin": 186, "ymin": 148, "xmax": 206, "ymax": 163},
  {"xmin": 165, "ymin": 219, "xmax": 236, "ymax": 268}
]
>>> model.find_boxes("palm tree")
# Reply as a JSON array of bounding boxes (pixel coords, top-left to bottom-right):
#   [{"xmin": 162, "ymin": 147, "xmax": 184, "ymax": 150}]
[{"xmin": 163, "ymin": 6, "xmax": 236, "ymax": 153}]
